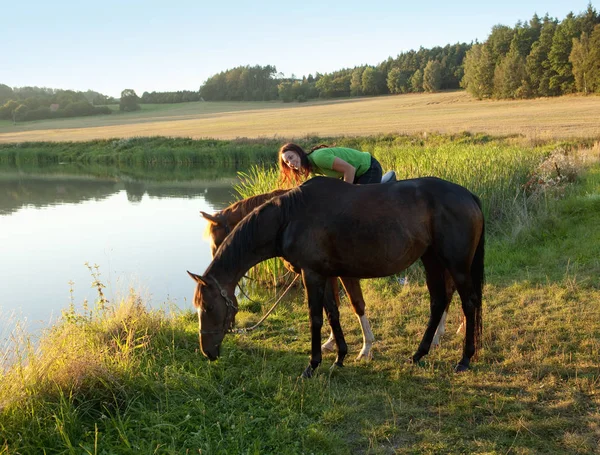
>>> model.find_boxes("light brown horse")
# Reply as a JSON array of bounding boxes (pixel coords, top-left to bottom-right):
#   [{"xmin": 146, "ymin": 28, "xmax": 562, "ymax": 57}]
[
  {"xmin": 200, "ymin": 188, "xmax": 376, "ymax": 360},
  {"xmin": 189, "ymin": 176, "xmax": 484, "ymax": 377}
]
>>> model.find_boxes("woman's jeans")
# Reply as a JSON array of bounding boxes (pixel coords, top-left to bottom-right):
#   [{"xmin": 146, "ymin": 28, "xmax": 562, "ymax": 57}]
[{"xmin": 354, "ymin": 156, "xmax": 383, "ymax": 184}]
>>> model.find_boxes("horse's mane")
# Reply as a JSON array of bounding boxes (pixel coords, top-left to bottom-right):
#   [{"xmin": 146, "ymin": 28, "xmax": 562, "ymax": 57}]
[
  {"xmin": 202, "ymin": 188, "xmax": 290, "ymax": 240},
  {"xmin": 210, "ymin": 186, "xmax": 305, "ymax": 274},
  {"xmin": 225, "ymin": 188, "xmax": 290, "ymax": 219}
]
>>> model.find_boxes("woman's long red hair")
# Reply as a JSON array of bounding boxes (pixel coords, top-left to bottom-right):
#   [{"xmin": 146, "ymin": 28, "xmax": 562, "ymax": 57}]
[{"xmin": 278, "ymin": 143, "xmax": 312, "ymax": 187}]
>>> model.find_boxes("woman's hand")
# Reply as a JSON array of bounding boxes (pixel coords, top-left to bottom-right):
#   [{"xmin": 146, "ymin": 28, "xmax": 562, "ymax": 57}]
[{"xmin": 331, "ymin": 157, "xmax": 356, "ymax": 184}]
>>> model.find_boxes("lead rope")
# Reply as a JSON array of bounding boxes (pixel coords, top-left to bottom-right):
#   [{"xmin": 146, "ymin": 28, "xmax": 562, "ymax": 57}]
[
  {"xmin": 230, "ymin": 274, "xmax": 300, "ymax": 334},
  {"xmin": 236, "ymin": 270, "xmax": 294, "ymax": 307}
]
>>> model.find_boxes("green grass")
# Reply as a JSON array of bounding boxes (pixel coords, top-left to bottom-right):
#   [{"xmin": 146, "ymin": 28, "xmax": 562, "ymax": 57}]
[
  {"xmin": 1, "ymin": 140, "xmax": 600, "ymax": 454},
  {"xmin": 0, "ymin": 136, "xmax": 281, "ymax": 167},
  {"xmin": 488, "ymin": 165, "xmax": 600, "ymax": 285}
]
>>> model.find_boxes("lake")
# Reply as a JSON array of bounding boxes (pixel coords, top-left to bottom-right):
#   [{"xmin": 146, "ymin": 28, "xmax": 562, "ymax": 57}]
[{"xmin": 0, "ymin": 165, "xmax": 243, "ymax": 334}]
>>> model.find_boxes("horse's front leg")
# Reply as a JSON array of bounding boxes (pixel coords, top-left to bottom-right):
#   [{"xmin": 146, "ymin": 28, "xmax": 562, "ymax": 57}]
[
  {"xmin": 322, "ymin": 277, "xmax": 347, "ymax": 368},
  {"xmin": 301, "ymin": 270, "xmax": 324, "ymax": 378},
  {"xmin": 301, "ymin": 270, "xmax": 347, "ymax": 378},
  {"xmin": 321, "ymin": 277, "xmax": 341, "ymax": 353}
]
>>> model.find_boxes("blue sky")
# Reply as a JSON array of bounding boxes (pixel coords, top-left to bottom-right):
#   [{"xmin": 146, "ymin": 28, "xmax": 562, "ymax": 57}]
[{"xmin": 1, "ymin": 0, "xmax": 596, "ymax": 98}]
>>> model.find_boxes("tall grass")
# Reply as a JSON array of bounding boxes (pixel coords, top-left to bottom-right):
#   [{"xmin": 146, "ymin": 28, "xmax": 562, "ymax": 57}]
[
  {"xmin": 231, "ymin": 135, "xmax": 587, "ymax": 283},
  {"xmin": 0, "ymin": 137, "xmax": 280, "ymax": 167},
  {"xmin": 232, "ymin": 133, "xmax": 566, "ymax": 226}
]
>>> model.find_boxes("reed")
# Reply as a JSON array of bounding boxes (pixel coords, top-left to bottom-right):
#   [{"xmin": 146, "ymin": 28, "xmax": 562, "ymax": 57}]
[{"xmin": 231, "ymin": 136, "xmax": 569, "ymax": 283}]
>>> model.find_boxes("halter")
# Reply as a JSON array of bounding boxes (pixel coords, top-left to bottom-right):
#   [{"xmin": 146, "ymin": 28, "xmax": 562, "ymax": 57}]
[
  {"xmin": 199, "ymin": 276, "xmax": 238, "ymax": 335},
  {"xmin": 220, "ymin": 220, "xmax": 232, "ymax": 236}
]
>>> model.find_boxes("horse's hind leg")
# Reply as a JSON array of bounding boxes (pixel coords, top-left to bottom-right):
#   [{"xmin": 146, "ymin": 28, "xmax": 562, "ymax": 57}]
[
  {"xmin": 339, "ymin": 277, "xmax": 374, "ymax": 361},
  {"xmin": 448, "ymin": 270, "xmax": 480, "ymax": 372},
  {"xmin": 412, "ymin": 250, "xmax": 449, "ymax": 364},
  {"xmin": 432, "ymin": 270, "xmax": 456, "ymax": 347}
]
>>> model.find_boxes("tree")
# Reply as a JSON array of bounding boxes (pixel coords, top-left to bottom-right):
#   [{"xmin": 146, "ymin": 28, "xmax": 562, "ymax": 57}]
[
  {"xmin": 570, "ymin": 25, "xmax": 600, "ymax": 94},
  {"xmin": 410, "ymin": 69, "xmax": 424, "ymax": 92},
  {"xmin": 0, "ymin": 100, "xmax": 19, "ymax": 121},
  {"xmin": 510, "ymin": 16, "xmax": 542, "ymax": 58},
  {"xmin": 119, "ymin": 89, "xmax": 140, "ymax": 112},
  {"xmin": 315, "ymin": 74, "xmax": 335, "ymax": 98},
  {"xmin": 387, "ymin": 67, "xmax": 411, "ymax": 94},
  {"xmin": 526, "ymin": 17, "xmax": 558, "ymax": 97},
  {"xmin": 461, "ymin": 44, "xmax": 495, "ymax": 99},
  {"xmin": 277, "ymin": 81, "xmax": 294, "ymax": 102},
  {"xmin": 576, "ymin": 3, "xmax": 600, "ymax": 35},
  {"xmin": 423, "ymin": 60, "xmax": 442, "ymax": 92},
  {"xmin": 361, "ymin": 67, "xmax": 385, "ymax": 96},
  {"xmin": 487, "ymin": 25, "xmax": 515, "ymax": 63},
  {"xmin": 350, "ymin": 67, "xmax": 365, "ymax": 96},
  {"xmin": 590, "ymin": 24, "xmax": 600, "ymax": 92},
  {"xmin": 548, "ymin": 13, "xmax": 580, "ymax": 94},
  {"xmin": 493, "ymin": 43, "xmax": 528, "ymax": 98},
  {"xmin": 14, "ymin": 104, "xmax": 29, "ymax": 122},
  {"xmin": 0, "ymin": 84, "xmax": 14, "ymax": 104}
]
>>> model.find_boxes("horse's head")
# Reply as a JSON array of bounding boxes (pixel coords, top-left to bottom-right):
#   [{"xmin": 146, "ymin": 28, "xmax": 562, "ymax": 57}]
[
  {"xmin": 187, "ymin": 271, "xmax": 238, "ymax": 360},
  {"xmin": 201, "ymin": 211, "xmax": 231, "ymax": 257}
]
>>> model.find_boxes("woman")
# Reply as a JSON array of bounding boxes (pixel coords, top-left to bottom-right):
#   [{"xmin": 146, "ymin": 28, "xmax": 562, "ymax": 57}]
[{"xmin": 278, "ymin": 143, "xmax": 383, "ymax": 187}]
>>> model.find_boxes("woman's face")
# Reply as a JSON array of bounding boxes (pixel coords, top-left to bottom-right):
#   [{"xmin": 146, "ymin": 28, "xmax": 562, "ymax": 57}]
[{"xmin": 281, "ymin": 150, "xmax": 301, "ymax": 170}]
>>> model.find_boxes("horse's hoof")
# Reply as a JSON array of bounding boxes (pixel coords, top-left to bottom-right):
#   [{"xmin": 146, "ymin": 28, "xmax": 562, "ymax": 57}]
[
  {"xmin": 301, "ymin": 365, "xmax": 314, "ymax": 379},
  {"xmin": 355, "ymin": 350, "xmax": 373, "ymax": 362},
  {"xmin": 330, "ymin": 361, "xmax": 344, "ymax": 370},
  {"xmin": 356, "ymin": 346, "xmax": 373, "ymax": 361},
  {"xmin": 454, "ymin": 363, "xmax": 469, "ymax": 373},
  {"xmin": 407, "ymin": 357, "xmax": 425, "ymax": 367}
]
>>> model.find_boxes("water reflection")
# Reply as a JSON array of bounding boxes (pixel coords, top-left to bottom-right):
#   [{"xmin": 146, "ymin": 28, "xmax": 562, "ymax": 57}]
[
  {"xmin": 0, "ymin": 163, "xmax": 247, "ymax": 334},
  {"xmin": 0, "ymin": 170, "xmax": 238, "ymax": 215}
]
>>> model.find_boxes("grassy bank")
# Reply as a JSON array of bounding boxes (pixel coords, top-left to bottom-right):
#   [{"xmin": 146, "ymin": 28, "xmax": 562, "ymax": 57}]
[
  {"xmin": 2, "ymin": 159, "xmax": 599, "ymax": 454},
  {"xmin": 0, "ymin": 137, "xmax": 281, "ymax": 167},
  {"xmin": 1, "ymin": 138, "xmax": 600, "ymax": 454}
]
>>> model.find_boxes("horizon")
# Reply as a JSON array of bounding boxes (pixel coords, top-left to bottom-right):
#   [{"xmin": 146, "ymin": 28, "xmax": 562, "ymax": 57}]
[{"xmin": 1, "ymin": 0, "xmax": 597, "ymax": 98}]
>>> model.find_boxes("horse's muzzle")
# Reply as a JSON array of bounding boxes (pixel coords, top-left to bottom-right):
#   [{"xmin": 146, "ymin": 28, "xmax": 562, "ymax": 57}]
[{"xmin": 201, "ymin": 343, "xmax": 220, "ymax": 361}]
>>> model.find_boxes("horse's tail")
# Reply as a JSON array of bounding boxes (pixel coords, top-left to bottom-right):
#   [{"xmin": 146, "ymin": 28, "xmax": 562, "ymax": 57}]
[{"xmin": 471, "ymin": 194, "xmax": 485, "ymax": 355}]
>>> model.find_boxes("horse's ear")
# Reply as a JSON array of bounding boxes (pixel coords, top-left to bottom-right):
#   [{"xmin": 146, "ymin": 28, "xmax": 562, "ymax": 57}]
[
  {"xmin": 187, "ymin": 271, "xmax": 207, "ymax": 285},
  {"xmin": 200, "ymin": 211, "xmax": 221, "ymax": 225}
]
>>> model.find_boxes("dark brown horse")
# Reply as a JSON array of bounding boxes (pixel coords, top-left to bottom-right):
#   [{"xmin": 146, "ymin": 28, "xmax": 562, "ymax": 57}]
[
  {"xmin": 200, "ymin": 189, "xmax": 459, "ymax": 359},
  {"xmin": 188, "ymin": 176, "xmax": 484, "ymax": 377},
  {"xmin": 200, "ymin": 188, "xmax": 376, "ymax": 360}
]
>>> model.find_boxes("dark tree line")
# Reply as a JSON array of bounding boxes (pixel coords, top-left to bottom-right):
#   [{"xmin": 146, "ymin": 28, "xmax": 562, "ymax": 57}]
[
  {"xmin": 199, "ymin": 65, "xmax": 280, "ymax": 101},
  {"xmin": 0, "ymin": 86, "xmax": 113, "ymax": 122},
  {"xmin": 461, "ymin": 6, "xmax": 600, "ymax": 99},
  {"xmin": 198, "ymin": 45, "xmax": 470, "ymax": 103}
]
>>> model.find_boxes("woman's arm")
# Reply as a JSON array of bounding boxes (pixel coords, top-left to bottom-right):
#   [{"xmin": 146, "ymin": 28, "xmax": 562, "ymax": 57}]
[{"xmin": 331, "ymin": 157, "xmax": 356, "ymax": 183}]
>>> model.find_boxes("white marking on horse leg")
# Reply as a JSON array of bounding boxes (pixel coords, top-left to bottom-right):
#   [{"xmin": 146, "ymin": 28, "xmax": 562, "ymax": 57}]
[
  {"xmin": 321, "ymin": 330, "xmax": 336, "ymax": 352},
  {"xmin": 355, "ymin": 314, "xmax": 375, "ymax": 361},
  {"xmin": 432, "ymin": 311, "xmax": 447, "ymax": 348}
]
